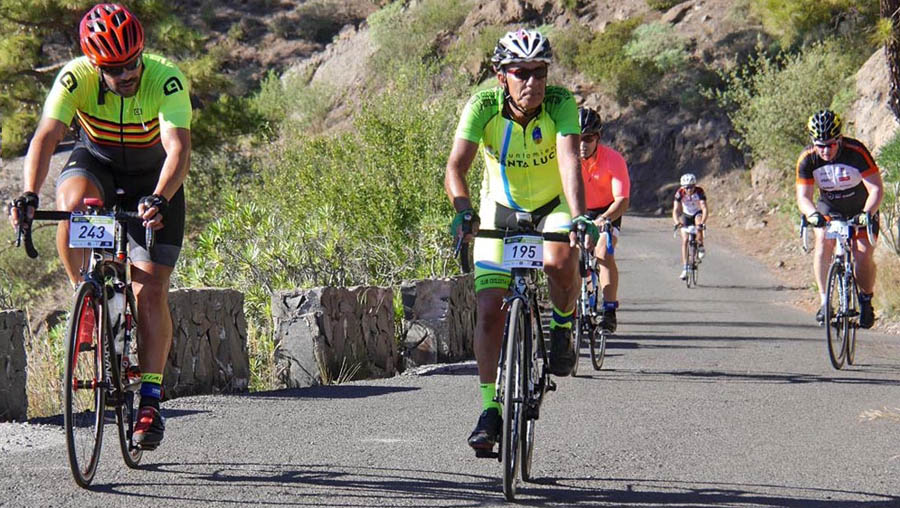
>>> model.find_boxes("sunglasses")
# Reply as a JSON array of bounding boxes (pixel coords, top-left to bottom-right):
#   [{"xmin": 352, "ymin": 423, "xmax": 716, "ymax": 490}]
[
  {"xmin": 581, "ymin": 133, "xmax": 599, "ymax": 142},
  {"xmin": 505, "ymin": 66, "xmax": 548, "ymax": 81},
  {"xmin": 814, "ymin": 139, "xmax": 839, "ymax": 149},
  {"xmin": 100, "ymin": 55, "xmax": 142, "ymax": 77}
]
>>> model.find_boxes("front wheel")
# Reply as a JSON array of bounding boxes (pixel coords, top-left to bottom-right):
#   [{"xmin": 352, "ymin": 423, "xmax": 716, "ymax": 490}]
[
  {"xmin": 501, "ymin": 299, "xmax": 526, "ymax": 501},
  {"xmin": 825, "ymin": 262, "xmax": 848, "ymax": 369},
  {"xmin": 590, "ymin": 327, "xmax": 607, "ymax": 370},
  {"xmin": 116, "ymin": 289, "xmax": 143, "ymax": 468},
  {"xmin": 846, "ymin": 273, "xmax": 859, "ymax": 366},
  {"xmin": 64, "ymin": 282, "xmax": 106, "ymax": 488}
]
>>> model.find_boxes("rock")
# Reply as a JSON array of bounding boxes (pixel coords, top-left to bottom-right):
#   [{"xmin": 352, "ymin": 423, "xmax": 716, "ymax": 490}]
[
  {"xmin": 0, "ymin": 310, "xmax": 27, "ymax": 422},
  {"xmin": 400, "ymin": 275, "xmax": 475, "ymax": 368},
  {"xmin": 845, "ymin": 49, "xmax": 899, "ymax": 154}
]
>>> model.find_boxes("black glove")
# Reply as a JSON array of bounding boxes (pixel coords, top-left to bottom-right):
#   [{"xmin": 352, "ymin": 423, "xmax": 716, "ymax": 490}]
[
  {"xmin": 138, "ymin": 194, "xmax": 168, "ymax": 219},
  {"xmin": 10, "ymin": 191, "xmax": 39, "ymax": 224},
  {"xmin": 807, "ymin": 212, "xmax": 826, "ymax": 228}
]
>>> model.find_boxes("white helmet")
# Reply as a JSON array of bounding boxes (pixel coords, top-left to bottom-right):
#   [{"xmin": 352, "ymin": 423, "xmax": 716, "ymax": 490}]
[
  {"xmin": 680, "ymin": 173, "xmax": 697, "ymax": 186},
  {"xmin": 491, "ymin": 29, "xmax": 553, "ymax": 69}
]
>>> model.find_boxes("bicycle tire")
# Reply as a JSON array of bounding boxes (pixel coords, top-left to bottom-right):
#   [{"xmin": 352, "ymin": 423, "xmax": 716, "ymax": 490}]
[
  {"xmin": 825, "ymin": 262, "xmax": 847, "ymax": 369},
  {"xmin": 521, "ymin": 304, "xmax": 539, "ymax": 482},
  {"xmin": 64, "ymin": 282, "xmax": 106, "ymax": 488},
  {"xmin": 501, "ymin": 298, "xmax": 525, "ymax": 501},
  {"xmin": 590, "ymin": 327, "xmax": 607, "ymax": 370},
  {"xmin": 846, "ymin": 272, "xmax": 858, "ymax": 366},
  {"xmin": 117, "ymin": 288, "xmax": 143, "ymax": 468},
  {"xmin": 572, "ymin": 283, "xmax": 588, "ymax": 377}
]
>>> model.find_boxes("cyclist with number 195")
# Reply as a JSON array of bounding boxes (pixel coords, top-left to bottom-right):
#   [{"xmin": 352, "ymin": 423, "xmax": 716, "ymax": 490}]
[
  {"xmin": 445, "ymin": 29, "xmax": 598, "ymax": 470},
  {"xmin": 7, "ymin": 3, "xmax": 192, "ymax": 461}
]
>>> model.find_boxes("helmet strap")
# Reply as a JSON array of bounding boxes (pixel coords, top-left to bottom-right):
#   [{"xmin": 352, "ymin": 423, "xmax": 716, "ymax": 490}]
[{"xmin": 502, "ymin": 87, "xmax": 539, "ymax": 123}]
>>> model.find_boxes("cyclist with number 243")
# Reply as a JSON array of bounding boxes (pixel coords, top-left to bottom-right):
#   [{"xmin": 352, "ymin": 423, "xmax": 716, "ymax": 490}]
[
  {"xmin": 578, "ymin": 107, "xmax": 630, "ymax": 333},
  {"xmin": 7, "ymin": 3, "xmax": 192, "ymax": 450},
  {"xmin": 444, "ymin": 29, "xmax": 598, "ymax": 455},
  {"xmin": 796, "ymin": 109, "xmax": 883, "ymax": 329}
]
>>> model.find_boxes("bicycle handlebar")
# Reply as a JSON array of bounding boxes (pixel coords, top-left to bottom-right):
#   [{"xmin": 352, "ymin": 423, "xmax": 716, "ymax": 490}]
[
  {"xmin": 800, "ymin": 212, "xmax": 876, "ymax": 251},
  {"xmin": 11, "ymin": 208, "xmax": 154, "ymax": 259}
]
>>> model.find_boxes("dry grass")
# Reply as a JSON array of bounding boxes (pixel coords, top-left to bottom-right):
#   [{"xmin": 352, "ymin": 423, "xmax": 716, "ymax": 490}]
[
  {"xmin": 859, "ymin": 407, "xmax": 900, "ymax": 423},
  {"xmin": 25, "ymin": 318, "xmax": 66, "ymax": 418}
]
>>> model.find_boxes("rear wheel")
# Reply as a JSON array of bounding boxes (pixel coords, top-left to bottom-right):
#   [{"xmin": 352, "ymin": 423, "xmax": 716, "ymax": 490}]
[
  {"xmin": 64, "ymin": 282, "xmax": 106, "ymax": 488},
  {"xmin": 572, "ymin": 287, "xmax": 588, "ymax": 377},
  {"xmin": 846, "ymin": 273, "xmax": 859, "ymax": 366},
  {"xmin": 825, "ymin": 262, "xmax": 847, "ymax": 369},
  {"xmin": 502, "ymin": 299, "xmax": 525, "ymax": 501},
  {"xmin": 521, "ymin": 304, "xmax": 541, "ymax": 482},
  {"xmin": 117, "ymin": 289, "xmax": 143, "ymax": 468}
]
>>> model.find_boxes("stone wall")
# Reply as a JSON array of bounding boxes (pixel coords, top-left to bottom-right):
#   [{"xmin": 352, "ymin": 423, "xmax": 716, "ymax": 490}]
[
  {"xmin": 0, "ymin": 310, "xmax": 27, "ymax": 422},
  {"xmin": 400, "ymin": 274, "xmax": 475, "ymax": 367},
  {"xmin": 272, "ymin": 286, "xmax": 396, "ymax": 388},
  {"xmin": 165, "ymin": 289, "xmax": 251, "ymax": 399}
]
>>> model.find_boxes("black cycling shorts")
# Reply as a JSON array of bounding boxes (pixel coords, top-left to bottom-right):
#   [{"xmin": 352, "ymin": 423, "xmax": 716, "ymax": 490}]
[
  {"xmin": 680, "ymin": 212, "xmax": 702, "ymax": 227},
  {"xmin": 56, "ymin": 145, "xmax": 185, "ymax": 267},
  {"xmin": 586, "ymin": 206, "xmax": 623, "ymax": 231}
]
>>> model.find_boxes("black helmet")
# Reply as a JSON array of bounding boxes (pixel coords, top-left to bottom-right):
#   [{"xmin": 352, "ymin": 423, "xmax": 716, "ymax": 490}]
[
  {"xmin": 579, "ymin": 107, "xmax": 602, "ymax": 135},
  {"xmin": 807, "ymin": 109, "xmax": 842, "ymax": 142},
  {"xmin": 491, "ymin": 29, "xmax": 552, "ymax": 69}
]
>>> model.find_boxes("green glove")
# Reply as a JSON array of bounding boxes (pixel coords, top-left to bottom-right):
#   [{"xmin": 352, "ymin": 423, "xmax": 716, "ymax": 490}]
[
  {"xmin": 571, "ymin": 215, "xmax": 600, "ymax": 244},
  {"xmin": 856, "ymin": 213, "xmax": 869, "ymax": 227},
  {"xmin": 449, "ymin": 208, "xmax": 478, "ymax": 238}
]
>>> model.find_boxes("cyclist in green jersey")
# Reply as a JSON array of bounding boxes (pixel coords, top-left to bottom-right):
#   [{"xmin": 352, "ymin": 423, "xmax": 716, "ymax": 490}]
[
  {"xmin": 445, "ymin": 29, "xmax": 598, "ymax": 454},
  {"xmin": 8, "ymin": 3, "xmax": 191, "ymax": 450}
]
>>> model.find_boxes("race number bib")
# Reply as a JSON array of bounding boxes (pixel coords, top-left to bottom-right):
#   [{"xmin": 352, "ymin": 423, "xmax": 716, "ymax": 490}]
[
  {"xmin": 825, "ymin": 221, "xmax": 850, "ymax": 240},
  {"xmin": 502, "ymin": 235, "xmax": 543, "ymax": 269},
  {"xmin": 69, "ymin": 213, "xmax": 115, "ymax": 249}
]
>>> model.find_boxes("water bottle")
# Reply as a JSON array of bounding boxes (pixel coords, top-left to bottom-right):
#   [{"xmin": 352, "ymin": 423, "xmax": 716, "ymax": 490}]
[{"xmin": 109, "ymin": 287, "xmax": 126, "ymax": 354}]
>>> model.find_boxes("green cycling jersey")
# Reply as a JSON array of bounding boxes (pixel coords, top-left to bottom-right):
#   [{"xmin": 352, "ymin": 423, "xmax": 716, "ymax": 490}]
[
  {"xmin": 454, "ymin": 85, "xmax": 580, "ymax": 212},
  {"xmin": 43, "ymin": 53, "xmax": 192, "ymax": 173}
]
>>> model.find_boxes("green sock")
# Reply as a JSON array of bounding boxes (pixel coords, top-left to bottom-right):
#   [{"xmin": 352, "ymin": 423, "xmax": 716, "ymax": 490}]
[
  {"xmin": 481, "ymin": 383, "xmax": 501, "ymax": 411},
  {"xmin": 550, "ymin": 305, "xmax": 574, "ymax": 330}
]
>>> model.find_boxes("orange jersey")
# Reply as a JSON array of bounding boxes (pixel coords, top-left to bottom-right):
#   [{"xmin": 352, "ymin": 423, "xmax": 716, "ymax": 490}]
[{"xmin": 582, "ymin": 144, "xmax": 630, "ymax": 209}]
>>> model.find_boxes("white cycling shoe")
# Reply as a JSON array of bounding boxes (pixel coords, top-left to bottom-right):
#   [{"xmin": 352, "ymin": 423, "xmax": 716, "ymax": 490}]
[{"xmin": 679, "ymin": 269, "xmax": 688, "ymax": 280}]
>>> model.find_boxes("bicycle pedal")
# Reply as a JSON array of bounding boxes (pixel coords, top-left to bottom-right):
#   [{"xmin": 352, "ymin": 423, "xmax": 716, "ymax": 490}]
[
  {"xmin": 474, "ymin": 449, "xmax": 499, "ymax": 459},
  {"xmin": 546, "ymin": 379, "xmax": 557, "ymax": 392}
]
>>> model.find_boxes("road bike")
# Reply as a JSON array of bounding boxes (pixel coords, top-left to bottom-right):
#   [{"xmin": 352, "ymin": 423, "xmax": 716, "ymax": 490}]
[
  {"xmin": 458, "ymin": 211, "xmax": 568, "ymax": 501},
  {"xmin": 801, "ymin": 213, "xmax": 874, "ymax": 370},
  {"xmin": 674, "ymin": 223, "xmax": 703, "ymax": 288},
  {"xmin": 11, "ymin": 194, "xmax": 153, "ymax": 487},
  {"xmin": 573, "ymin": 222, "xmax": 612, "ymax": 374}
]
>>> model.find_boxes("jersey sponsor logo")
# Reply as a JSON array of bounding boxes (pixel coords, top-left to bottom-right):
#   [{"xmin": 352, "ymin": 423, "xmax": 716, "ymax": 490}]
[
  {"xmin": 504, "ymin": 146, "xmax": 556, "ymax": 168},
  {"xmin": 61, "ymin": 72, "xmax": 78, "ymax": 93},
  {"xmin": 133, "ymin": 107, "xmax": 143, "ymax": 116},
  {"xmin": 532, "ymin": 126, "xmax": 543, "ymax": 144},
  {"xmin": 163, "ymin": 76, "xmax": 184, "ymax": 96}
]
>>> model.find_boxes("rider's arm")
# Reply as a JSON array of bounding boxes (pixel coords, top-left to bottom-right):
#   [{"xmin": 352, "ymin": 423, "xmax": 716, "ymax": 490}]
[
  {"xmin": 860, "ymin": 170, "xmax": 884, "ymax": 215},
  {"xmin": 698, "ymin": 199, "xmax": 709, "ymax": 224},
  {"xmin": 22, "ymin": 117, "xmax": 68, "ymax": 195},
  {"xmin": 672, "ymin": 197, "xmax": 682, "ymax": 224},
  {"xmin": 600, "ymin": 149, "xmax": 630, "ymax": 222},
  {"xmin": 444, "ymin": 138, "xmax": 479, "ymax": 212},
  {"xmin": 796, "ymin": 183, "xmax": 818, "ymax": 217},
  {"xmin": 152, "ymin": 127, "xmax": 191, "ymax": 201},
  {"xmin": 558, "ymin": 134, "xmax": 586, "ymax": 217},
  {"xmin": 601, "ymin": 197, "xmax": 629, "ymax": 223}
]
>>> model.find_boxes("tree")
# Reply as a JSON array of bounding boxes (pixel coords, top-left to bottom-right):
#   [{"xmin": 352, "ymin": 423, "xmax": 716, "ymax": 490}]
[{"xmin": 883, "ymin": 0, "xmax": 900, "ymax": 121}]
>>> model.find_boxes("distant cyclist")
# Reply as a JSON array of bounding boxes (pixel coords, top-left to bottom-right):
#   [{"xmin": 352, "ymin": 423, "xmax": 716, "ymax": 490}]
[
  {"xmin": 796, "ymin": 109, "xmax": 883, "ymax": 328},
  {"xmin": 445, "ymin": 29, "xmax": 597, "ymax": 454},
  {"xmin": 672, "ymin": 173, "xmax": 708, "ymax": 280},
  {"xmin": 7, "ymin": 3, "xmax": 192, "ymax": 450},
  {"xmin": 579, "ymin": 107, "xmax": 630, "ymax": 332}
]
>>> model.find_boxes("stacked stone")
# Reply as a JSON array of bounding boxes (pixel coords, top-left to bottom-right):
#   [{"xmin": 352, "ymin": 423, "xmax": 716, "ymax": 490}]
[
  {"xmin": 272, "ymin": 286, "xmax": 396, "ymax": 388},
  {"xmin": 0, "ymin": 310, "xmax": 27, "ymax": 422},
  {"xmin": 400, "ymin": 274, "xmax": 475, "ymax": 367},
  {"xmin": 165, "ymin": 289, "xmax": 250, "ymax": 399}
]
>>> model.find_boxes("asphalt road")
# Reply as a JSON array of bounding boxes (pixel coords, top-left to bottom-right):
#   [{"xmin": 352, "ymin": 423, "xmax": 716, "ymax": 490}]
[{"xmin": 2, "ymin": 216, "xmax": 899, "ymax": 507}]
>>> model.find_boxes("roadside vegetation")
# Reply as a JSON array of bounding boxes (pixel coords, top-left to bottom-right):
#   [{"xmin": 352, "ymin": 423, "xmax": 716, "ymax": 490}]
[{"xmin": 5, "ymin": 0, "xmax": 900, "ymax": 411}]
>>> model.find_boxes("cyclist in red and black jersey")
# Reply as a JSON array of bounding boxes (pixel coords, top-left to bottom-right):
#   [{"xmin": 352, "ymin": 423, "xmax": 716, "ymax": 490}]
[
  {"xmin": 672, "ymin": 173, "xmax": 708, "ymax": 280},
  {"xmin": 796, "ymin": 109, "xmax": 883, "ymax": 328},
  {"xmin": 8, "ymin": 4, "xmax": 192, "ymax": 449}
]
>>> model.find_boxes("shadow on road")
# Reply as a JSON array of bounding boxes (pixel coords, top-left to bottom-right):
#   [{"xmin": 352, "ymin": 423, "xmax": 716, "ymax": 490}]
[
  {"xmin": 89, "ymin": 461, "xmax": 899, "ymax": 507},
  {"xmin": 27, "ymin": 407, "xmax": 208, "ymax": 427},
  {"xmin": 581, "ymin": 368, "xmax": 900, "ymax": 387},
  {"xmin": 239, "ymin": 385, "xmax": 420, "ymax": 401}
]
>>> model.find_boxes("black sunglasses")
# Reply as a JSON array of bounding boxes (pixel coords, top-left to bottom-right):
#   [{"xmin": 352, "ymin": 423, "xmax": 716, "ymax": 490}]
[
  {"xmin": 505, "ymin": 66, "xmax": 548, "ymax": 81},
  {"xmin": 101, "ymin": 56, "xmax": 142, "ymax": 77},
  {"xmin": 814, "ymin": 139, "xmax": 839, "ymax": 149}
]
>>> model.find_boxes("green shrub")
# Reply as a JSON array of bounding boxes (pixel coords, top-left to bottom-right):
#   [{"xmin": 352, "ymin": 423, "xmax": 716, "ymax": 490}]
[
  {"xmin": 708, "ymin": 38, "xmax": 868, "ymax": 173},
  {"xmin": 548, "ymin": 23, "xmax": 586, "ymax": 70},
  {"xmin": 877, "ymin": 131, "xmax": 900, "ymax": 255},
  {"xmin": 575, "ymin": 17, "xmax": 662, "ymax": 102},
  {"xmin": 646, "ymin": 0, "xmax": 685, "ymax": 11},
  {"xmin": 749, "ymin": 0, "xmax": 879, "ymax": 48},
  {"xmin": 252, "ymin": 69, "xmax": 336, "ymax": 137},
  {"xmin": 1, "ymin": 110, "xmax": 38, "ymax": 158},
  {"xmin": 624, "ymin": 22, "xmax": 689, "ymax": 73}
]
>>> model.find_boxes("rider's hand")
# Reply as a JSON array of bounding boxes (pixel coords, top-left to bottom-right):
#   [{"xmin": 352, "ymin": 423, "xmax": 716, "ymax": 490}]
[
  {"xmin": 449, "ymin": 208, "xmax": 479, "ymax": 242},
  {"xmin": 571, "ymin": 215, "xmax": 599, "ymax": 251},
  {"xmin": 855, "ymin": 212, "xmax": 870, "ymax": 227},
  {"xmin": 8, "ymin": 192, "xmax": 39, "ymax": 230},
  {"xmin": 807, "ymin": 211, "xmax": 826, "ymax": 228},
  {"xmin": 138, "ymin": 194, "xmax": 168, "ymax": 231}
]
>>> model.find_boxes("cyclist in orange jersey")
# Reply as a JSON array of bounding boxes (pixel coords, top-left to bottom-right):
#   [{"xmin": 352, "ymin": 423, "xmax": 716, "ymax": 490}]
[{"xmin": 578, "ymin": 107, "xmax": 630, "ymax": 332}]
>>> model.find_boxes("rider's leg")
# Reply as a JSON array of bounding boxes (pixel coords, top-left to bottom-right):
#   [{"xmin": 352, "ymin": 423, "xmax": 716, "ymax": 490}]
[
  {"xmin": 594, "ymin": 233, "xmax": 620, "ymax": 302},
  {"xmin": 813, "ymin": 229, "xmax": 833, "ymax": 303},
  {"xmin": 681, "ymin": 231, "xmax": 689, "ymax": 266},
  {"xmin": 55, "ymin": 176, "xmax": 103, "ymax": 284},
  {"xmin": 544, "ymin": 240, "xmax": 579, "ymax": 313},
  {"xmin": 854, "ymin": 235, "xmax": 877, "ymax": 294},
  {"xmin": 473, "ymin": 288, "xmax": 508, "ymax": 384}
]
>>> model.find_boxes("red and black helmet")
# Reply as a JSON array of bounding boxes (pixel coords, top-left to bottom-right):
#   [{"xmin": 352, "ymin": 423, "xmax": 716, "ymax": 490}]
[{"xmin": 79, "ymin": 3, "xmax": 144, "ymax": 66}]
